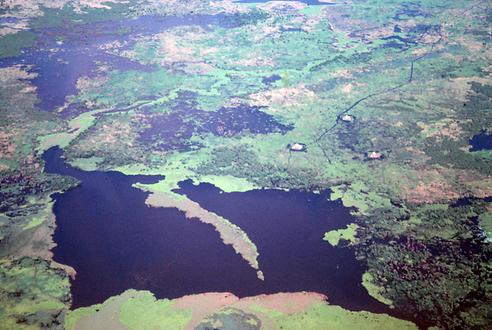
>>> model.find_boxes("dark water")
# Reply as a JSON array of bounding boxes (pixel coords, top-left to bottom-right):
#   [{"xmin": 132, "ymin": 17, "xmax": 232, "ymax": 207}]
[
  {"xmin": 0, "ymin": 13, "xmax": 253, "ymax": 113},
  {"xmin": 43, "ymin": 147, "xmax": 397, "ymax": 317},
  {"xmin": 393, "ymin": 4, "xmax": 430, "ymax": 21},
  {"xmin": 138, "ymin": 104, "xmax": 292, "ymax": 152},
  {"xmin": 0, "ymin": 17, "xmax": 19, "ymax": 24},
  {"xmin": 451, "ymin": 195, "xmax": 492, "ymax": 207},
  {"xmin": 262, "ymin": 74, "xmax": 281, "ymax": 85},
  {"xmin": 381, "ymin": 35, "xmax": 416, "ymax": 49},
  {"xmin": 176, "ymin": 180, "xmax": 389, "ymax": 312},
  {"xmin": 44, "ymin": 147, "xmax": 261, "ymax": 308},
  {"xmin": 469, "ymin": 132, "xmax": 492, "ymax": 151}
]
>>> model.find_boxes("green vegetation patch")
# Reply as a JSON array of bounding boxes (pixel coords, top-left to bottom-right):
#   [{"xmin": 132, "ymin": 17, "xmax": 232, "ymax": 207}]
[
  {"xmin": 66, "ymin": 290, "xmax": 192, "ymax": 330},
  {"xmin": 323, "ymin": 223, "xmax": 359, "ymax": 246},
  {"xmin": 362, "ymin": 272, "xmax": 394, "ymax": 308},
  {"xmin": 66, "ymin": 289, "xmax": 416, "ymax": 330},
  {"xmin": 0, "ymin": 31, "xmax": 37, "ymax": 59},
  {"xmin": 2, "ymin": 0, "xmax": 492, "ymax": 328},
  {"xmin": 330, "ymin": 183, "xmax": 393, "ymax": 216},
  {"xmin": 479, "ymin": 211, "xmax": 492, "ymax": 240},
  {"xmin": 0, "ymin": 257, "xmax": 70, "ymax": 329},
  {"xmin": 252, "ymin": 302, "xmax": 414, "ymax": 329},
  {"xmin": 195, "ymin": 175, "xmax": 258, "ymax": 193},
  {"xmin": 119, "ymin": 291, "xmax": 192, "ymax": 330},
  {"xmin": 196, "ymin": 307, "xmax": 261, "ymax": 330}
]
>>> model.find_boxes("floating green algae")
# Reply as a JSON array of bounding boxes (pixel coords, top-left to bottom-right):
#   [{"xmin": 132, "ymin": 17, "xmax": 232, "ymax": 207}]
[{"xmin": 323, "ymin": 223, "xmax": 359, "ymax": 246}]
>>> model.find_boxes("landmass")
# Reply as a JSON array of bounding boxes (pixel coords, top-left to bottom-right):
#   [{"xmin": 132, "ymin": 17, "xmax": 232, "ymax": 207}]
[
  {"xmin": 0, "ymin": 0, "xmax": 491, "ymax": 329},
  {"xmin": 64, "ymin": 289, "xmax": 416, "ymax": 330}
]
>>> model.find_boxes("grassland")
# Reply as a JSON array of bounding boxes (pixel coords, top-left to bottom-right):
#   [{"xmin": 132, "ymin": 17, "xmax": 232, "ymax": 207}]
[
  {"xmin": 0, "ymin": 0, "xmax": 491, "ymax": 328},
  {"xmin": 65, "ymin": 289, "xmax": 416, "ymax": 330}
]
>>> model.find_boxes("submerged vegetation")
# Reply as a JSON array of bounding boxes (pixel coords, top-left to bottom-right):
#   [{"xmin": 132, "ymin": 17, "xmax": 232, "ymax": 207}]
[{"xmin": 0, "ymin": 0, "xmax": 491, "ymax": 328}]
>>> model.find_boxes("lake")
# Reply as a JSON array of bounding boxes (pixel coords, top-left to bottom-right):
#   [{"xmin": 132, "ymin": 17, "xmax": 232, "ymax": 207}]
[{"xmin": 43, "ymin": 147, "xmax": 396, "ymax": 318}]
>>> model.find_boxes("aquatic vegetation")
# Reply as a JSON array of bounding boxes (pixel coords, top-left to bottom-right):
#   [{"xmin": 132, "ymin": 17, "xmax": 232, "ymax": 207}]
[
  {"xmin": 0, "ymin": 257, "xmax": 70, "ymax": 329},
  {"xmin": 329, "ymin": 183, "xmax": 393, "ymax": 216},
  {"xmin": 479, "ymin": 211, "xmax": 492, "ymax": 241},
  {"xmin": 357, "ymin": 199, "xmax": 492, "ymax": 328},
  {"xmin": 323, "ymin": 223, "xmax": 359, "ymax": 247},
  {"xmin": 136, "ymin": 104, "xmax": 292, "ymax": 152},
  {"xmin": 361, "ymin": 272, "xmax": 394, "ymax": 308},
  {"xmin": 192, "ymin": 175, "xmax": 257, "ymax": 193},
  {"xmin": 196, "ymin": 307, "xmax": 262, "ymax": 329},
  {"xmin": 269, "ymin": 302, "xmax": 415, "ymax": 329},
  {"xmin": 137, "ymin": 186, "xmax": 263, "ymax": 280},
  {"xmin": 1, "ymin": 0, "xmax": 492, "ymax": 328},
  {"xmin": 37, "ymin": 109, "xmax": 106, "ymax": 152},
  {"xmin": 65, "ymin": 289, "xmax": 416, "ymax": 329},
  {"xmin": 0, "ymin": 31, "xmax": 37, "ymax": 58},
  {"xmin": 65, "ymin": 289, "xmax": 190, "ymax": 330},
  {"xmin": 119, "ymin": 291, "xmax": 192, "ymax": 330}
]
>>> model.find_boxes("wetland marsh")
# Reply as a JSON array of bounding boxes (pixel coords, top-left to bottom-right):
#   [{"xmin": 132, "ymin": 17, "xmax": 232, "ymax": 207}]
[{"xmin": 0, "ymin": 0, "xmax": 491, "ymax": 329}]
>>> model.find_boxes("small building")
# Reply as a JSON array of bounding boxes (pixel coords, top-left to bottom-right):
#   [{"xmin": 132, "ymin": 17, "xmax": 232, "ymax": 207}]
[
  {"xmin": 340, "ymin": 114, "xmax": 355, "ymax": 123},
  {"xmin": 366, "ymin": 151, "xmax": 384, "ymax": 160},
  {"xmin": 288, "ymin": 143, "xmax": 307, "ymax": 152}
]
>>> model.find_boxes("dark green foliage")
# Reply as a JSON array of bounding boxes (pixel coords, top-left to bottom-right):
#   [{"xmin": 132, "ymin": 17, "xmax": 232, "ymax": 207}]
[
  {"xmin": 0, "ymin": 257, "xmax": 70, "ymax": 328},
  {"xmin": 226, "ymin": 9, "xmax": 269, "ymax": 28},
  {"xmin": 195, "ymin": 145, "xmax": 335, "ymax": 191},
  {"xmin": 364, "ymin": 237, "xmax": 491, "ymax": 329},
  {"xmin": 423, "ymin": 83, "xmax": 492, "ymax": 174},
  {"xmin": 0, "ymin": 31, "xmax": 37, "ymax": 59},
  {"xmin": 196, "ymin": 308, "xmax": 261, "ymax": 330},
  {"xmin": 459, "ymin": 83, "xmax": 492, "ymax": 129},
  {"xmin": 29, "ymin": 3, "xmax": 134, "ymax": 29},
  {"xmin": 358, "ymin": 201, "xmax": 492, "ymax": 329},
  {"xmin": 0, "ymin": 172, "xmax": 77, "ymax": 217},
  {"xmin": 424, "ymin": 137, "xmax": 492, "ymax": 175}
]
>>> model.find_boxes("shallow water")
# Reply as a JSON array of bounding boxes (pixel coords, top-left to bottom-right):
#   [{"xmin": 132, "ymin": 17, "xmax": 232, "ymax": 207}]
[
  {"xmin": 43, "ymin": 147, "xmax": 394, "ymax": 316},
  {"xmin": 138, "ymin": 104, "xmax": 292, "ymax": 152},
  {"xmin": 0, "ymin": 13, "xmax": 247, "ymax": 112}
]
